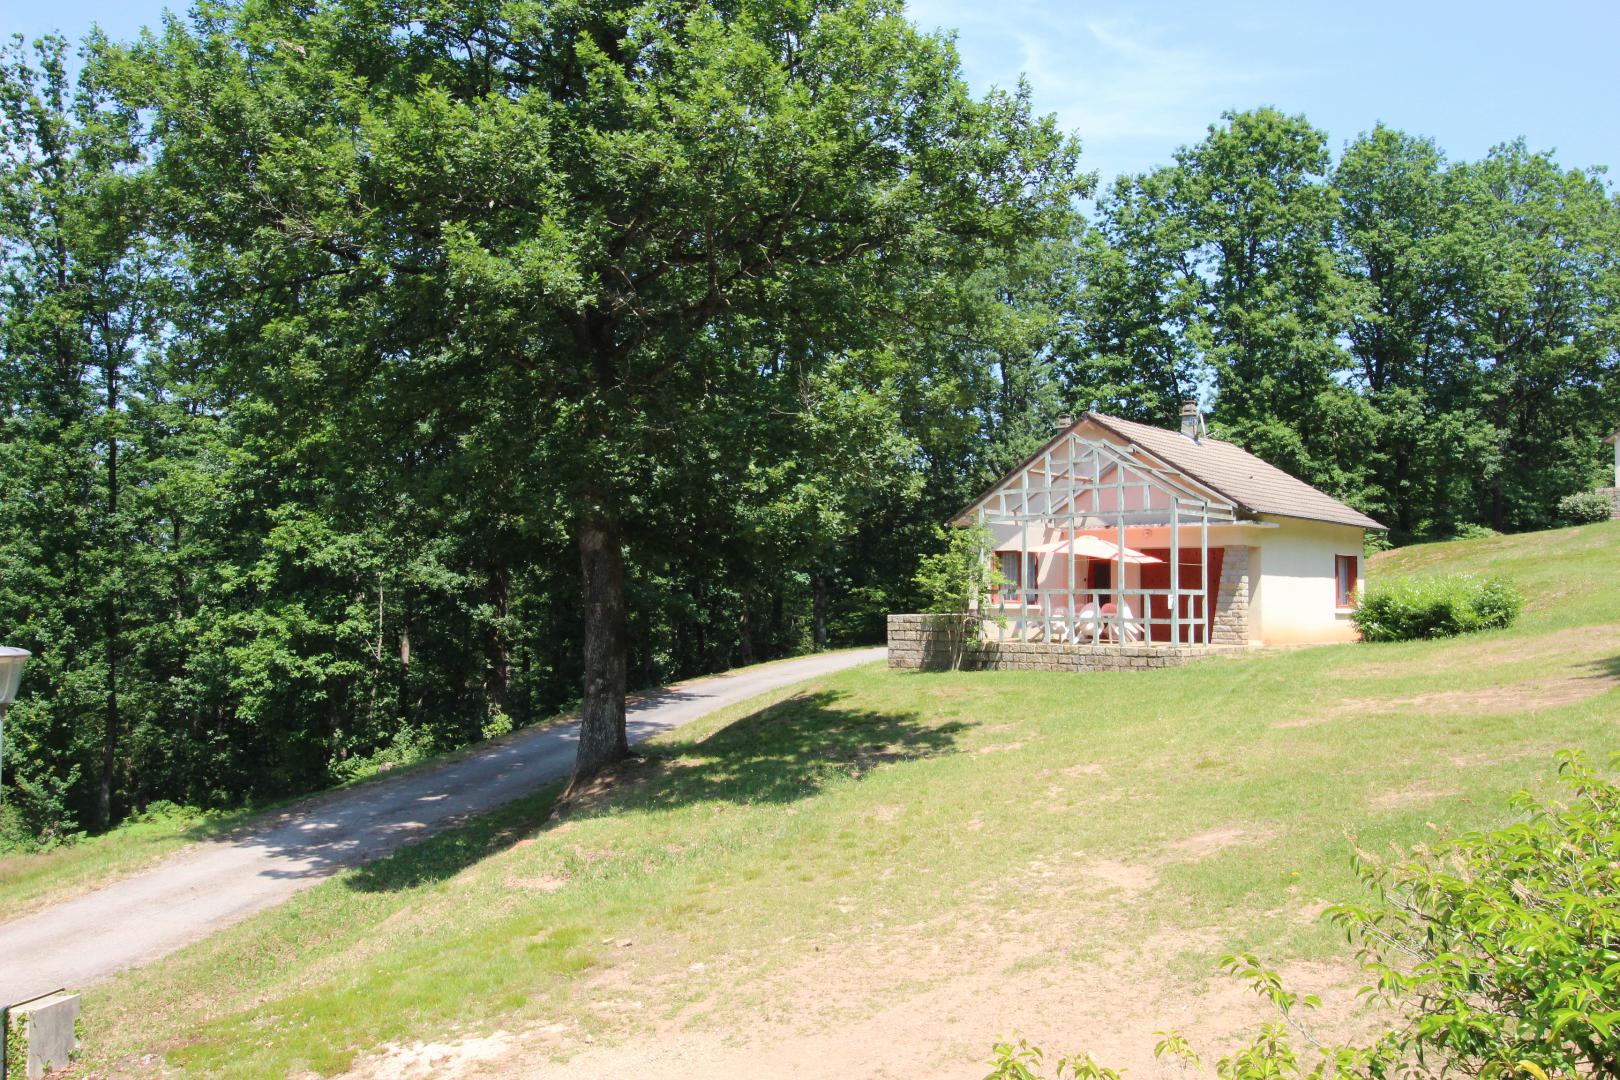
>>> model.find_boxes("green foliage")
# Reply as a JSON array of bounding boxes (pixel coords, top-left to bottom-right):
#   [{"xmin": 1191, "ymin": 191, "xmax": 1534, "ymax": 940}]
[
  {"xmin": 913, "ymin": 525, "xmax": 1004, "ymax": 616},
  {"xmin": 1330, "ymin": 751, "xmax": 1620, "ymax": 1076},
  {"xmin": 1083, "ymin": 112, "xmax": 1620, "ymax": 538},
  {"xmin": 912, "ymin": 524, "xmax": 1007, "ymax": 670},
  {"xmin": 985, "ymin": 1038, "xmax": 1124, "ymax": 1080},
  {"xmin": 1352, "ymin": 574, "xmax": 1523, "ymax": 641},
  {"xmin": 481, "ymin": 712, "xmax": 516, "ymax": 742},
  {"xmin": 1556, "ymin": 491, "xmax": 1615, "ymax": 525},
  {"xmin": 119, "ymin": 0, "xmax": 1088, "ymax": 779},
  {"xmin": 0, "ymin": 3, "xmax": 1087, "ymax": 837},
  {"xmin": 4, "ymin": 1010, "xmax": 23, "ymax": 1080},
  {"xmin": 329, "ymin": 726, "xmax": 441, "ymax": 786}
]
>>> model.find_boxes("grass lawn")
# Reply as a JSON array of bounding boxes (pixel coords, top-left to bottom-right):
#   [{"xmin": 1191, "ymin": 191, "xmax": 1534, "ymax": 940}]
[{"xmin": 69, "ymin": 522, "xmax": 1620, "ymax": 1077}]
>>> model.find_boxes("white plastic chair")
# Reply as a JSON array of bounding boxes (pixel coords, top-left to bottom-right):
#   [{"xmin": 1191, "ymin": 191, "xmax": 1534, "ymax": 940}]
[
  {"xmin": 1098, "ymin": 600, "xmax": 1144, "ymax": 643},
  {"xmin": 1074, "ymin": 602, "xmax": 1102, "ymax": 644}
]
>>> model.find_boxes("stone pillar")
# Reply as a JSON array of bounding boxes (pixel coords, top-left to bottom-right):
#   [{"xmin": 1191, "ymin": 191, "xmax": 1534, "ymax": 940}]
[
  {"xmin": 887, "ymin": 614, "xmax": 978, "ymax": 671},
  {"xmin": 5, "ymin": 992, "xmax": 81, "ymax": 1079},
  {"xmin": 1210, "ymin": 546, "xmax": 1252, "ymax": 646}
]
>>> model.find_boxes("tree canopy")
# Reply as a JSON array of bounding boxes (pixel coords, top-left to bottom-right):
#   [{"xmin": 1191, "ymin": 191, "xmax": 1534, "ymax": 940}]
[{"xmin": 0, "ymin": 12, "xmax": 1616, "ymax": 841}]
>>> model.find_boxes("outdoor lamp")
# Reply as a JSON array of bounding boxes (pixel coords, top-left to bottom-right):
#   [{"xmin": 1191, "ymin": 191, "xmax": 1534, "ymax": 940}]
[{"xmin": 0, "ymin": 646, "xmax": 30, "ymax": 800}]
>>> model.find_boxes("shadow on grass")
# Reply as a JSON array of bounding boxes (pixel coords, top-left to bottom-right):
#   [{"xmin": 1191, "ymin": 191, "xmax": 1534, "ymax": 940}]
[
  {"xmin": 343, "ymin": 785, "xmax": 562, "ymax": 893},
  {"xmin": 341, "ymin": 689, "xmax": 964, "ymax": 893},
  {"xmin": 1581, "ymin": 654, "xmax": 1620, "ymax": 682},
  {"xmin": 598, "ymin": 688, "xmax": 967, "ymax": 813}
]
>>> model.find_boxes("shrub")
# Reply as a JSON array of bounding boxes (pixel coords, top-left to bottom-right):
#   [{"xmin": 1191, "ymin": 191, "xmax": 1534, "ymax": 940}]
[
  {"xmin": 913, "ymin": 523, "xmax": 1004, "ymax": 616},
  {"xmin": 1351, "ymin": 573, "xmax": 1522, "ymax": 642},
  {"xmin": 1556, "ymin": 490, "xmax": 1614, "ymax": 525},
  {"xmin": 1450, "ymin": 522, "xmax": 1499, "ymax": 540},
  {"xmin": 1329, "ymin": 750, "xmax": 1620, "ymax": 1077},
  {"xmin": 989, "ymin": 752, "xmax": 1620, "ymax": 1078},
  {"xmin": 0, "ymin": 767, "xmax": 81, "ymax": 853},
  {"xmin": 911, "ymin": 524, "xmax": 1009, "ymax": 670}
]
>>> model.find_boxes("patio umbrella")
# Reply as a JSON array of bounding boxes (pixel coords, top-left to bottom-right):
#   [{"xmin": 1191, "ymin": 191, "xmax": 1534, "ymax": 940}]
[{"xmin": 1039, "ymin": 533, "xmax": 1161, "ymax": 563}]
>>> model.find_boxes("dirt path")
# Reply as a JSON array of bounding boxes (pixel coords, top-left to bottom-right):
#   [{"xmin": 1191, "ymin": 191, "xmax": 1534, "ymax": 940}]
[
  {"xmin": 344, "ymin": 824, "xmax": 1367, "ymax": 1080},
  {"xmin": 0, "ymin": 648, "xmax": 885, "ymax": 1006}
]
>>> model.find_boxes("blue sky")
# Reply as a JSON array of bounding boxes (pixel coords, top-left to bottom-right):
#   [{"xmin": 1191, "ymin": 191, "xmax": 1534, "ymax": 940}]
[{"xmin": 6, "ymin": 0, "xmax": 1618, "ymax": 185}]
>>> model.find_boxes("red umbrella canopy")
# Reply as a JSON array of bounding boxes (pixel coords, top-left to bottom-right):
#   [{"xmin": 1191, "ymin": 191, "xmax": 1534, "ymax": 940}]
[
  {"xmin": 1030, "ymin": 534, "xmax": 1159, "ymax": 566},
  {"xmin": 984, "ymin": 531, "xmax": 1166, "ymax": 566}
]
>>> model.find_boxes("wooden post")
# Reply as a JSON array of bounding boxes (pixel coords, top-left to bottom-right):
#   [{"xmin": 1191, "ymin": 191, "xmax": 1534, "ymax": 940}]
[
  {"xmin": 1020, "ymin": 463, "xmax": 1030, "ymax": 642},
  {"xmin": 1066, "ymin": 434, "xmax": 1076, "ymax": 644},
  {"xmin": 1171, "ymin": 499, "xmax": 1181, "ymax": 647},
  {"xmin": 1115, "ymin": 458, "xmax": 1127, "ymax": 648},
  {"xmin": 1199, "ymin": 501, "xmax": 1209, "ymax": 645}
]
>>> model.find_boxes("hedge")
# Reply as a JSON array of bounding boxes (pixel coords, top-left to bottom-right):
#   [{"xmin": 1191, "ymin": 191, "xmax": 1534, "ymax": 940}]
[{"xmin": 1351, "ymin": 573, "xmax": 1523, "ymax": 642}]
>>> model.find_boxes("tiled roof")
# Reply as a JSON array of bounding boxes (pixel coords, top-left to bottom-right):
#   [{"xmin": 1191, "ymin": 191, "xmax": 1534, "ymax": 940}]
[{"xmin": 1084, "ymin": 413, "xmax": 1386, "ymax": 531}]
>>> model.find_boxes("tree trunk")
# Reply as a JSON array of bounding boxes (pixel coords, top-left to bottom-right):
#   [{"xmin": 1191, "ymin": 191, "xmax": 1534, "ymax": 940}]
[
  {"xmin": 99, "ymin": 352, "xmax": 121, "ymax": 831},
  {"xmin": 570, "ymin": 485, "xmax": 630, "ymax": 789},
  {"xmin": 484, "ymin": 565, "xmax": 513, "ymax": 720},
  {"xmin": 737, "ymin": 603, "xmax": 755, "ymax": 667},
  {"xmin": 812, "ymin": 571, "xmax": 829, "ymax": 649},
  {"xmin": 99, "ymin": 645, "xmax": 118, "ymax": 830}
]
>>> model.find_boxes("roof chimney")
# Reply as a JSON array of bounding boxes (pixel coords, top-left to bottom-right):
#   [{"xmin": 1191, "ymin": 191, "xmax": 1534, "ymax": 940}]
[
  {"xmin": 1179, "ymin": 401, "xmax": 1202, "ymax": 441},
  {"xmin": 1054, "ymin": 415, "xmax": 1073, "ymax": 432}
]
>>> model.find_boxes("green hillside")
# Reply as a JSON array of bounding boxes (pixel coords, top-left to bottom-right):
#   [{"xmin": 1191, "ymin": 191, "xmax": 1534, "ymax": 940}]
[{"xmin": 81, "ymin": 522, "xmax": 1620, "ymax": 1078}]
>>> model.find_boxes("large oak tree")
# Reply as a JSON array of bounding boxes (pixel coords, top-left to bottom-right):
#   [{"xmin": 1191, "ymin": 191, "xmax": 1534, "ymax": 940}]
[{"xmin": 124, "ymin": 0, "xmax": 1084, "ymax": 786}]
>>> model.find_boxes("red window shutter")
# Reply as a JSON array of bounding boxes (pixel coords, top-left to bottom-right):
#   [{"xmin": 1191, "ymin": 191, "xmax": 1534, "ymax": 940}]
[{"xmin": 1335, "ymin": 555, "xmax": 1357, "ymax": 608}]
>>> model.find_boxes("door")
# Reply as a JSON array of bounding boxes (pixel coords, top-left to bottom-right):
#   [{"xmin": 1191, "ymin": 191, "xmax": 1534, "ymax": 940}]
[{"xmin": 1139, "ymin": 548, "xmax": 1224, "ymax": 644}]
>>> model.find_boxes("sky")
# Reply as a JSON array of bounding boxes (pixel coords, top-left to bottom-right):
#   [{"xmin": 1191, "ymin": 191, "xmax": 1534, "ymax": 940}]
[{"xmin": 5, "ymin": 0, "xmax": 1618, "ymax": 186}]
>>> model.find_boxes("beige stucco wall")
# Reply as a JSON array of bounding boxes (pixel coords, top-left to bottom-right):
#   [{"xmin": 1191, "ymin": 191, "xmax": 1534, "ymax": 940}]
[{"xmin": 1249, "ymin": 516, "xmax": 1365, "ymax": 644}]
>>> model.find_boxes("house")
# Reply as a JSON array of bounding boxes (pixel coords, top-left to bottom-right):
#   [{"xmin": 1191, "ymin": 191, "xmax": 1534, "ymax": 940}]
[
  {"xmin": 1600, "ymin": 427, "xmax": 1620, "ymax": 518},
  {"xmin": 950, "ymin": 405, "xmax": 1386, "ymax": 649}
]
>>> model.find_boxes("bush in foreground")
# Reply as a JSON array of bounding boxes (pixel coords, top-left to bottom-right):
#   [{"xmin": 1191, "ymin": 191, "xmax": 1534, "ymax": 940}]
[
  {"xmin": 988, "ymin": 752, "xmax": 1620, "ymax": 1079},
  {"xmin": 1351, "ymin": 574, "xmax": 1522, "ymax": 642},
  {"xmin": 1556, "ymin": 491, "xmax": 1614, "ymax": 526}
]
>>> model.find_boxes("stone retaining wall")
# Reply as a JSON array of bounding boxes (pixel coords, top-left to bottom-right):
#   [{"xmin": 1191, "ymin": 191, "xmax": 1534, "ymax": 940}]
[{"xmin": 887, "ymin": 614, "xmax": 1244, "ymax": 673}]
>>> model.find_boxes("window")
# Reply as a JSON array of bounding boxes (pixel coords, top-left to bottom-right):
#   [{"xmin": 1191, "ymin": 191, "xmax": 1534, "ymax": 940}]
[
  {"xmin": 1335, "ymin": 554, "xmax": 1358, "ymax": 609},
  {"xmin": 999, "ymin": 552, "xmax": 1039, "ymax": 603}
]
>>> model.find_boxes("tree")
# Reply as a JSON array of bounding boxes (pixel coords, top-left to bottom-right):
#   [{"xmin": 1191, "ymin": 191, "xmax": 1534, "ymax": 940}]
[
  {"xmin": 0, "ymin": 33, "xmax": 181, "ymax": 829},
  {"xmin": 126, "ymin": 0, "xmax": 1087, "ymax": 787},
  {"xmin": 912, "ymin": 523, "xmax": 1001, "ymax": 670},
  {"xmin": 1172, "ymin": 109, "xmax": 1349, "ymax": 474},
  {"xmin": 1333, "ymin": 126, "xmax": 1462, "ymax": 535},
  {"xmin": 1073, "ymin": 168, "xmax": 1200, "ymax": 425},
  {"xmin": 1078, "ymin": 110, "xmax": 1353, "ymax": 479},
  {"xmin": 1446, "ymin": 142, "xmax": 1620, "ymax": 530}
]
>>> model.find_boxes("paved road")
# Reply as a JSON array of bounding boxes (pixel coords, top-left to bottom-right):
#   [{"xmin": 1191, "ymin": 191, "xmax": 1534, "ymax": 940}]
[{"xmin": 0, "ymin": 648, "xmax": 885, "ymax": 1005}]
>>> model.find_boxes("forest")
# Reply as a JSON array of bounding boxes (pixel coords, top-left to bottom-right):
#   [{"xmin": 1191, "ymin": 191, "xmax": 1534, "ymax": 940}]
[{"xmin": 1, "ymin": 1, "xmax": 1616, "ymax": 843}]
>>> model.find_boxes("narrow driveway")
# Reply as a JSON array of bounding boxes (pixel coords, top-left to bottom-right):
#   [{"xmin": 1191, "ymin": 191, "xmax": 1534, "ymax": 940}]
[{"xmin": 0, "ymin": 648, "xmax": 885, "ymax": 1005}]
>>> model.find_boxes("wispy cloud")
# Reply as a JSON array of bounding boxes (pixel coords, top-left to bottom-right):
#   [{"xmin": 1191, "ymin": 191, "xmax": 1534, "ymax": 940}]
[{"xmin": 906, "ymin": 1, "xmax": 1291, "ymax": 177}]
